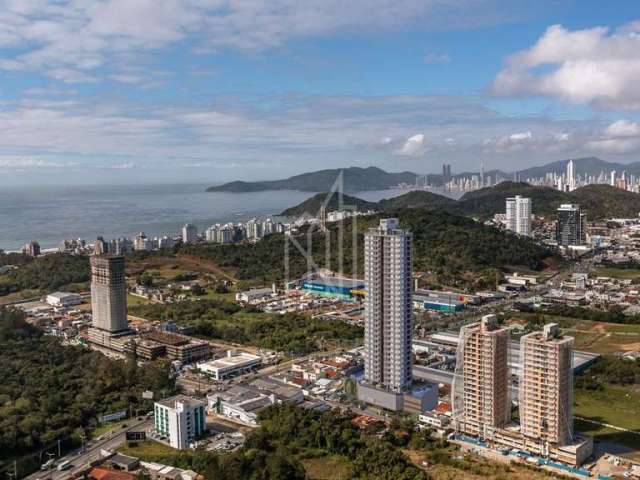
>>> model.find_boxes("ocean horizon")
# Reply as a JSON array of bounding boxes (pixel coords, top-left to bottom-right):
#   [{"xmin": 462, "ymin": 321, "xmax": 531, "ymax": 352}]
[{"xmin": 0, "ymin": 183, "xmax": 411, "ymax": 251}]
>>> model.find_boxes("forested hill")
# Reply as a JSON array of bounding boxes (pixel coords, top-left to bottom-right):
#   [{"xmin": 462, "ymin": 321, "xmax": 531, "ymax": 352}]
[
  {"xmin": 457, "ymin": 182, "xmax": 640, "ymax": 220},
  {"xmin": 281, "ymin": 193, "xmax": 379, "ymax": 217},
  {"xmin": 282, "ymin": 182, "xmax": 640, "ymax": 220},
  {"xmin": 182, "ymin": 208, "xmax": 556, "ymax": 288},
  {"xmin": 206, "ymin": 166, "xmax": 418, "ymax": 193}
]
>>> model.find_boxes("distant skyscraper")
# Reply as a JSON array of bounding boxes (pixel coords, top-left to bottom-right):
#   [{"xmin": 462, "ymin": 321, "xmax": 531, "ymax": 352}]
[
  {"xmin": 556, "ymin": 204, "xmax": 586, "ymax": 246},
  {"xmin": 566, "ymin": 160, "xmax": 576, "ymax": 191},
  {"xmin": 610, "ymin": 170, "xmax": 616, "ymax": 186},
  {"xmin": 23, "ymin": 240, "xmax": 40, "ymax": 257},
  {"xmin": 520, "ymin": 323, "xmax": 574, "ymax": 448},
  {"xmin": 505, "ymin": 196, "xmax": 532, "ymax": 236},
  {"xmin": 182, "ymin": 223, "xmax": 198, "ymax": 244},
  {"xmin": 363, "ymin": 218, "xmax": 413, "ymax": 392},
  {"xmin": 453, "ymin": 314, "xmax": 510, "ymax": 440},
  {"xmin": 442, "ymin": 164, "xmax": 452, "ymax": 185},
  {"xmin": 480, "ymin": 160, "xmax": 485, "ymax": 187},
  {"xmin": 90, "ymin": 255, "xmax": 128, "ymax": 333},
  {"xmin": 93, "ymin": 236, "xmax": 109, "ymax": 255}
]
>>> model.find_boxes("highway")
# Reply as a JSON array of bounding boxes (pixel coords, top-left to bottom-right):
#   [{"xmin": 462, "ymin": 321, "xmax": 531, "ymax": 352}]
[{"xmin": 24, "ymin": 418, "xmax": 151, "ymax": 480}]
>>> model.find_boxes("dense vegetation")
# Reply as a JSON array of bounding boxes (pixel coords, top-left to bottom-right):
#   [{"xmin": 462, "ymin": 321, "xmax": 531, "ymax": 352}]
[
  {"xmin": 0, "ymin": 253, "xmax": 90, "ymax": 296},
  {"xmin": 129, "ymin": 298, "xmax": 362, "ymax": 354},
  {"xmin": 125, "ymin": 405, "xmax": 429, "ymax": 479},
  {"xmin": 182, "ymin": 209, "xmax": 555, "ymax": 288},
  {"xmin": 0, "ymin": 307, "xmax": 174, "ymax": 474},
  {"xmin": 207, "ymin": 166, "xmax": 418, "ymax": 193},
  {"xmin": 576, "ymin": 356, "xmax": 640, "ymax": 389},
  {"xmin": 280, "ymin": 192, "xmax": 379, "ymax": 216},
  {"xmin": 0, "ymin": 251, "xmax": 34, "ymax": 267}
]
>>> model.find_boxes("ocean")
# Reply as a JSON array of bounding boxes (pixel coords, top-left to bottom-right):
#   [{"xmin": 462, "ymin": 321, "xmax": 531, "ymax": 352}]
[{"xmin": 0, "ymin": 183, "xmax": 408, "ymax": 251}]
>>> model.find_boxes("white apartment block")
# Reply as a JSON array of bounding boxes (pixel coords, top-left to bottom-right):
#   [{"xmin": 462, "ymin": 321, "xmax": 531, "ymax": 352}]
[
  {"xmin": 505, "ymin": 195, "xmax": 531, "ymax": 236},
  {"xmin": 363, "ymin": 218, "xmax": 413, "ymax": 392},
  {"xmin": 182, "ymin": 223, "xmax": 198, "ymax": 244},
  {"xmin": 154, "ymin": 395, "xmax": 206, "ymax": 450}
]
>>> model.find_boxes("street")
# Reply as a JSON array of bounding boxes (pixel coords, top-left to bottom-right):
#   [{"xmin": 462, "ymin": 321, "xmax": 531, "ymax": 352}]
[{"xmin": 24, "ymin": 418, "xmax": 151, "ymax": 480}]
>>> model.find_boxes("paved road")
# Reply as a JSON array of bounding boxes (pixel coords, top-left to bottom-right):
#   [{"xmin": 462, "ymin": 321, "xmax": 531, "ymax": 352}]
[{"xmin": 25, "ymin": 418, "xmax": 151, "ymax": 480}]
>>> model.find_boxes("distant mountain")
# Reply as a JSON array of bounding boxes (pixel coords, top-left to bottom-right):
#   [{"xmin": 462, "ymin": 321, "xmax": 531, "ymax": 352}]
[
  {"xmin": 457, "ymin": 181, "xmax": 640, "ymax": 220},
  {"xmin": 517, "ymin": 157, "xmax": 640, "ymax": 179},
  {"xmin": 457, "ymin": 182, "xmax": 569, "ymax": 218},
  {"xmin": 281, "ymin": 190, "xmax": 456, "ymax": 216},
  {"xmin": 206, "ymin": 166, "xmax": 418, "ymax": 193},
  {"xmin": 283, "ymin": 181, "xmax": 640, "ymax": 221},
  {"xmin": 280, "ymin": 193, "xmax": 379, "ymax": 217}
]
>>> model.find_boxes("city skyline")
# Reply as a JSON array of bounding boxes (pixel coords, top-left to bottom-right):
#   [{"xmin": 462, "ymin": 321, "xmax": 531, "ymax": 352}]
[{"xmin": 0, "ymin": 1, "xmax": 639, "ymax": 185}]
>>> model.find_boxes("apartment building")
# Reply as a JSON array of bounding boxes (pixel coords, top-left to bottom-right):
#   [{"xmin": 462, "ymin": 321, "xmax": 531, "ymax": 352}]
[
  {"xmin": 453, "ymin": 314, "xmax": 510, "ymax": 439},
  {"xmin": 519, "ymin": 323, "xmax": 574, "ymax": 450},
  {"xmin": 505, "ymin": 195, "xmax": 532, "ymax": 236}
]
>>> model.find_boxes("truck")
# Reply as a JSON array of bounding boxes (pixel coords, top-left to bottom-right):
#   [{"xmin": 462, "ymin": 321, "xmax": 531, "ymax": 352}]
[
  {"xmin": 56, "ymin": 460, "xmax": 71, "ymax": 471},
  {"xmin": 40, "ymin": 459, "xmax": 55, "ymax": 470}
]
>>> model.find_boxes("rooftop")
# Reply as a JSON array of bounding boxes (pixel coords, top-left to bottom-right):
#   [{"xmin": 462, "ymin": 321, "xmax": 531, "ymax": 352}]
[{"xmin": 156, "ymin": 394, "xmax": 205, "ymax": 409}]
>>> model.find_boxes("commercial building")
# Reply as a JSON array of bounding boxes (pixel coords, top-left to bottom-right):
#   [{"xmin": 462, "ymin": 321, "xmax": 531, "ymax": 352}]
[
  {"xmin": 556, "ymin": 204, "xmax": 586, "ymax": 247},
  {"xmin": 23, "ymin": 240, "xmax": 41, "ymax": 257},
  {"xmin": 141, "ymin": 331, "xmax": 212, "ymax": 363},
  {"xmin": 46, "ymin": 291, "xmax": 83, "ymax": 307},
  {"xmin": 235, "ymin": 287, "xmax": 274, "ymax": 303},
  {"xmin": 153, "ymin": 395, "xmax": 206, "ymax": 450},
  {"xmin": 453, "ymin": 314, "xmax": 510, "ymax": 439},
  {"xmin": 196, "ymin": 351, "xmax": 263, "ymax": 380},
  {"xmin": 519, "ymin": 323, "xmax": 573, "ymax": 450},
  {"xmin": 208, "ymin": 385, "xmax": 274, "ymax": 426},
  {"xmin": 300, "ymin": 275, "xmax": 364, "ymax": 299},
  {"xmin": 182, "ymin": 223, "xmax": 198, "ymax": 244},
  {"xmin": 505, "ymin": 195, "xmax": 532, "ymax": 236},
  {"xmin": 413, "ymin": 293, "xmax": 464, "ymax": 312},
  {"xmin": 358, "ymin": 218, "xmax": 422, "ymax": 412}
]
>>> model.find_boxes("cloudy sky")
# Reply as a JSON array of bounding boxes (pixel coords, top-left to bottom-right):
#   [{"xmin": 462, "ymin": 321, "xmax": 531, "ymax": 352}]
[{"xmin": 1, "ymin": 0, "xmax": 640, "ymax": 185}]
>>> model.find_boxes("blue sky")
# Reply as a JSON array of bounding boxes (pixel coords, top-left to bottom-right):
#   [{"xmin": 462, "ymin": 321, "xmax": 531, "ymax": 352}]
[{"xmin": 1, "ymin": 0, "xmax": 640, "ymax": 185}]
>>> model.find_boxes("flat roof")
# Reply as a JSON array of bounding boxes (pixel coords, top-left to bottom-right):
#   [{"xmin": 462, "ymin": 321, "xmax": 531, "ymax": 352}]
[
  {"xmin": 200, "ymin": 352, "xmax": 261, "ymax": 369},
  {"xmin": 302, "ymin": 276, "xmax": 364, "ymax": 288},
  {"xmin": 156, "ymin": 394, "xmax": 204, "ymax": 409}
]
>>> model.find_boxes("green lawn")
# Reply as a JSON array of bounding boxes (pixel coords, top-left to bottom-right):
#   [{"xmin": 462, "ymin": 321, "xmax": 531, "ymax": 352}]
[
  {"xmin": 575, "ymin": 384, "xmax": 640, "ymax": 451},
  {"xmin": 119, "ymin": 440, "xmax": 195, "ymax": 466},
  {"xmin": 127, "ymin": 293, "xmax": 153, "ymax": 307},
  {"xmin": 301, "ymin": 454, "xmax": 353, "ymax": 480},
  {"xmin": 594, "ymin": 267, "xmax": 640, "ymax": 280},
  {"xmin": 91, "ymin": 420, "xmax": 128, "ymax": 439}
]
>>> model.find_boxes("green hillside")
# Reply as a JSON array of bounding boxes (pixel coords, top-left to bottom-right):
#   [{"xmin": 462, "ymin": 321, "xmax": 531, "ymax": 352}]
[
  {"xmin": 182, "ymin": 208, "xmax": 555, "ymax": 288},
  {"xmin": 280, "ymin": 193, "xmax": 379, "ymax": 217},
  {"xmin": 378, "ymin": 190, "xmax": 457, "ymax": 211}
]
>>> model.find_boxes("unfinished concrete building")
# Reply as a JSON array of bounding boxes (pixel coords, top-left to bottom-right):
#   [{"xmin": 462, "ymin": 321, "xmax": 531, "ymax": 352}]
[
  {"xmin": 452, "ymin": 314, "xmax": 510, "ymax": 439},
  {"xmin": 519, "ymin": 323, "xmax": 574, "ymax": 452}
]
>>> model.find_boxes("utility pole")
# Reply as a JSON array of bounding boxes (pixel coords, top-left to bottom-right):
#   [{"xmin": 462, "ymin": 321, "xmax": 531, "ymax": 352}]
[{"xmin": 57, "ymin": 439, "xmax": 61, "ymax": 458}]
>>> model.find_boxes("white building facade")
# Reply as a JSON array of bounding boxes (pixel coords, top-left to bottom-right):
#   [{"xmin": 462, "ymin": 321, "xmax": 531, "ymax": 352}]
[
  {"xmin": 505, "ymin": 195, "xmax": 532, "ymax": 236},
  {"xmin": 154, "ymin": 395, "xmax": 206, "ymax": 450}
]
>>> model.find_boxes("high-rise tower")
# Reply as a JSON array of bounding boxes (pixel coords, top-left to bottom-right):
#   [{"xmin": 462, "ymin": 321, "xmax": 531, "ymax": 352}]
[
  {"xmin": 453, "ymin": 314, "xmax": 510, "ymax": 439},
  {"xmin": 363, "ymin": 218, "xmax": 413, "ymax": 392},
  {"xmin": 505, "ymin": 196, "xmax": 532, "ymax": 236},
  {"xmin": 520, "ymin": 323, "xmax": 574, "ymax": 450},
  {"xmin": 556, "ymin": 204, "xmax": 586, "ymax": 246},
  {"xmin": 90, "ymin": 255, "xmax": 128, "ymax": 332},
  {"xmin": 566, "ymin": 160, "xmax": 576, "ymax": 191}
]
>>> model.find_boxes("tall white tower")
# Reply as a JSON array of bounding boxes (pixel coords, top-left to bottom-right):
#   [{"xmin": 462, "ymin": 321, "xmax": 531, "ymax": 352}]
[
  {"xmin": 363, "ymin": 218, "xmax": 413, "ymax": 392},
  {"xmin": 505, "ymin": 196, "xmax": 532, "ymax": 236},
  {"xmin": 566, "ymin": 160, "xmax": 576, "ymax": 191}
]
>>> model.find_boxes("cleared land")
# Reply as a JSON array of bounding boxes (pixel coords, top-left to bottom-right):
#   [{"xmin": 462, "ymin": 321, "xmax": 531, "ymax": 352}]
[
  {"xmin": 594, "ymin": 267, "xmax": 640, "ymax": 280},
  {"xmin": 512, "ymin": 314, "xmax": 640, "ymax": 354},
  {"xmin": 301, "ymin": 455, "xmax": 353, "ymax": 480},
  {"xmin": 574, "ymin": 384, "xmax": 640, "ymax": 456}
]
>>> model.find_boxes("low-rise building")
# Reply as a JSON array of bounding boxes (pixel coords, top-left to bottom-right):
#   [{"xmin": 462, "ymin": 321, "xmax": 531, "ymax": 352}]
[
  {"xmin": 236, "ymin": 287, "xmax": 274, "ymax": 303},
  {"xmin": 153, "ymin": 395, "xmax": 206, "ymax": 450},
  {"xmin": 208, "ymin": 385, "xmax": 274, "ymax": 426},
  {"xmin": 46, "ymin": 291, "xmax": 83, "ymax": 307},
  {"xmin": 196, "ymin": 351, "xmax": 263, "ymax": 380}
]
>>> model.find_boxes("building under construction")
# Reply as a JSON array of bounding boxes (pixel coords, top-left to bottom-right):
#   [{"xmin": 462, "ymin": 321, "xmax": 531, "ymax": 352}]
[
  {"xmin": 452, "ymin": 318, "xmax": 592, "ymax": 466},
  {"xmin": 452, "ymin": 314, "xmax": 510, "ymax": 440}
]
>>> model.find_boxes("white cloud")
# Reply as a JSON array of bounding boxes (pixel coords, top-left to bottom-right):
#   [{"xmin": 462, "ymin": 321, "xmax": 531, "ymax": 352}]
[
  {"xmin": 424, "ymin": 53, "xmax": 451, "ymax": 64},
  {"xmin": 0, "ymin": 0, "xmax": 555, "ymax": 82},
  {"xmin": 587, "ymin": 120, "xmax": 640, "ymax": 154},
  {"xmin": 396, "ymin": 133, "xmax": 426, "ymax": 156},
  {"xmin": 0, "ymin": 157, "xmax": 75, "ymax": 169},
  {"xmin": 491, "ymin": 21, "xmax": 640, "ymax": 109}
]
